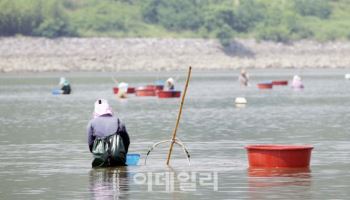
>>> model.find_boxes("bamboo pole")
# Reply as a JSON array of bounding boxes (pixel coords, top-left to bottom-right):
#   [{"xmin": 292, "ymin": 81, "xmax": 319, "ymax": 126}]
[{"xmin": 166, "ymin": 66, "xmax": 192, "ymax": 165}]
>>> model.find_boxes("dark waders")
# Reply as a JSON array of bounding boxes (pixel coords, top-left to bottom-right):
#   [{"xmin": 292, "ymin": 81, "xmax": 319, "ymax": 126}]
[{"xmin": 91, "ymin": 134, "xmax": 126, "ymax": 168}]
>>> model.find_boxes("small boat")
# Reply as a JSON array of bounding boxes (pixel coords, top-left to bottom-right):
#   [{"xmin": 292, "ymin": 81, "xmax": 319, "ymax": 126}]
[
  {"xmin": 135, "ymin": 87, "xmax": 156, "ymax": 96},
  {"xmin": 135, "ymin": 84, "xmax": 164, "ymax": 97},
  {"xmin": 113, "ymin": 87, "xmax": 135, "ymax": 94},
  {"xmin": 257, "ymin": 82, "xmax": 273, "ymax": 89},
  {"xmin": 272, "ymin": 80, "xmax": 288, "ymax": 86},
  {"xmin": 157, "ymin": 90, "xmax": 181, "ymax": 98}
]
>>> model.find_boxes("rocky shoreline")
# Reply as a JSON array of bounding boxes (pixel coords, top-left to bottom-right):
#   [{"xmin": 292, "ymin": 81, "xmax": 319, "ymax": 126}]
[{"xmin": 1, "ymin": 37, "xmax": 350, "ymax": 72}]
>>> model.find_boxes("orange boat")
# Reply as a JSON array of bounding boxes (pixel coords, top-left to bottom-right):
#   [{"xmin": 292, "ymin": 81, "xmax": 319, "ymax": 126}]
[
  {"xmin": 257, "ymin": 83, "xmax": 273, "ymax": 89},
  {"xmin": 272, "ymin": 80, "xmax": 288, "ymax": 86},
  {"xmin": 134, "ymin": 84, "xmax": 164, "ymax": 97},
  {"xmin": 157, "ymin": 90, "xmax": 181, "ymax": 98},
  {"xmin": 135, "ymin": 87, "xmax": 156, "ymax": 96},
  {"xmin": 113, "ymin": 87, "xmax": 135, "ymax": 94}
]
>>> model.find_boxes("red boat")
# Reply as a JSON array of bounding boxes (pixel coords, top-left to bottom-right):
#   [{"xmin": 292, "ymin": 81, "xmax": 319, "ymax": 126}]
[
  {"xmin": 272, "ymin": 80, "xmax": 288, "ymax": 86},
  {"xmin": 157, "ymin": 90, "xmax": 181, "ymax": 98},
  {"xmin": 113, "ymin": 87, "xmax": 135, "ymax": 94},
  {"xmin": 135, "ymin": 87, "xmax": 156, "ymax": 96},
  {"xmin": 257, "ymin": 83, "xmax": 273, "ymax": 89}
]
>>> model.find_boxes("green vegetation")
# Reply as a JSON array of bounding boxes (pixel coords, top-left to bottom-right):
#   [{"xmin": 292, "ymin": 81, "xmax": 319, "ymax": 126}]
[
  {"xmin": 0, "ymin": 0, "xmax": 76, "ymax": 37},
  {"xmin": 0, "ymin": 0, "xmax": 350, "ymax": 44}
]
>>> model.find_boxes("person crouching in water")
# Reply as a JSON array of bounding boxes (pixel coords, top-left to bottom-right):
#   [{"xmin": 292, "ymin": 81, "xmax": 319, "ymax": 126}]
[
  {"xmin": 117, "ymin": 82, "xmax": 128, "ymax": 99},
  {"xmin": 238, "ymin": 69, "xmax": 249, "ymax": 87},
  {"xmin": 87, "ymin": 99, "xmax": 130, "ymax": 167},
  {"xmin": 59, "ymin": 77, "xmax": 71, "ymax": 94},
  {"xmin": 164, "ymin": 77, "xmax": 175, "ymax": 91},
  {"xmin": 292, "ymin": 75, "xmax": 304, "ymax": 89}
]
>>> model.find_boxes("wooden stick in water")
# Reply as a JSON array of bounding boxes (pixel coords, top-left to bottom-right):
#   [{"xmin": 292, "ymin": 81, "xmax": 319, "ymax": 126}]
[{"xmin": 166, "ymin": 66, "xmax": 192, "ymax": 165}]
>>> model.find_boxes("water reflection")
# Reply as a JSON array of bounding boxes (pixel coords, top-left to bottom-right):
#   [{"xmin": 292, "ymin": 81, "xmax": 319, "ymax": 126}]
[
  {"xmin": 247, "ymin": 168, "xmax": 312, "ymax": 199},
  {"xmin": 248, "ymin": 168, "xmax": 312, "ymax": 187},
  {"xmin": 89, "ymin": 167, "xmax": 129, "ymax": 200},
  {"xmin": 235, "ymin": 103, "xmax": 246, "ymax": 108}
]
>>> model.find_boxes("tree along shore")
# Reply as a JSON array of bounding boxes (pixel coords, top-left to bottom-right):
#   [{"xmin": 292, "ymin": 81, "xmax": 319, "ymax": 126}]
[{"xmin": 1, "ymin": 37, "xmax": 350, "ymax": 72}]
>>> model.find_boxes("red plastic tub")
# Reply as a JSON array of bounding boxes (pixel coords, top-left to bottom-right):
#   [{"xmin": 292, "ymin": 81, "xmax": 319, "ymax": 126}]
[
  {"xmin": 113, "ymin": 87, "xmax": 119, "ymax": 94},
  {"xmin": 127, "ymin": 87, "xmax": 135, "ymax": 93},
  {"xmin": 145, "ymin": 85, "xmax": 164, "ymax": 91},
  {"xmin": 257, "ymin": 83, "xmax": 273, "ymax": 89},
  {"xmin": 245, "ymin": 144, "xmax": 313, "ymax": 168},
  {"xmin": 113, "ymin": 87, "xmax": 135, "ymax": 94},
  {"xmin": 135, "ymin": 87, "xmax": 156, "ymax": 96},
  {"xmin": 157, "ymin": 90, "xmax": 181, "ymax": 98},
  {"xmin": 272, "ymin": 80, "xmax": 288, "ymax": 86}
]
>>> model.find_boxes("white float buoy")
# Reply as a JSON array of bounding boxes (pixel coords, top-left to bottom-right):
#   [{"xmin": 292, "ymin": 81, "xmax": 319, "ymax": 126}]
[
  {"xmin": 235, "ymin": 97, "xmax": 247, "ymax": 104},
  {"xmin": 345, "ymin": 74, "xmax": 350, "ymax": 80}
]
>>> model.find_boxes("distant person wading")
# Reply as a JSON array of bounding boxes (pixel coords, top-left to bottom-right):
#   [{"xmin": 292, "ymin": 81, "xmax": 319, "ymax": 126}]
[
  {"xmin": 292, "ymin": 75, "xmax": 304, "ymax": 89},
  {"xmin": 87, "ymin": 99, "xmax": 130, "ymax": 167},
  {"xmin": 238, "ymin": 69, "xmax": 249, "ymax": 87},
  {"xmin": 59, "ymin": 77, "xmax": 71, "ymax": 94},
  {"xmin": 117, "ymin": 82, "xmax": 129, "ymax": 98},
  {"xmin": 164, "ymin": 77, "xmax": 175, "ymax": 91}
]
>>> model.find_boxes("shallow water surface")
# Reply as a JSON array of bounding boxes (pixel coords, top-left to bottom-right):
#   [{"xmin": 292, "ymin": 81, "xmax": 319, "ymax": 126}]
[{"xmin": 0, "ymin": 69, "xmax": 349, "ymax": 199}]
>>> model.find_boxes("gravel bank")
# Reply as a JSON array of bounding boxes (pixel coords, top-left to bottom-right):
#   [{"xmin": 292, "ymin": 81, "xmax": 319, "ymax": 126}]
[{"xmin": 1, "ymin": 37, "xmax": 350, "ymax": 72}]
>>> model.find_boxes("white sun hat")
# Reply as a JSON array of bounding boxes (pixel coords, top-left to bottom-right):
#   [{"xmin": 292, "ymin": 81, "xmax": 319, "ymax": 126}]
[
  {"xmin": 118, "ymin": 82, "xmax": 129, "ymax": 93},
  {"xmin": 166, "ymin": 77, "xmax": 174, "ymax": 84},
  {"xmin": 59, "ymin": 77, "xmax": 66, "ymax": 85},
  {"xmin": 93, "ymin": 99, "xmax": 113, "ymax": 118}
]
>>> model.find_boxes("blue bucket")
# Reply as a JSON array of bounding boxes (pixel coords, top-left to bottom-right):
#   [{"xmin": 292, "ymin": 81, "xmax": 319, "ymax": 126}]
[
  {"xmin": 51, "ymin": 89, "xmax": 62, "ymax": 95},
  {"xmin": 126, "ymin": 154, "xmax": 140, "ymax": 166}
]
